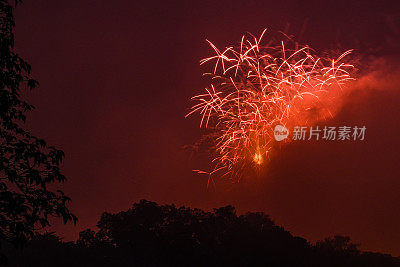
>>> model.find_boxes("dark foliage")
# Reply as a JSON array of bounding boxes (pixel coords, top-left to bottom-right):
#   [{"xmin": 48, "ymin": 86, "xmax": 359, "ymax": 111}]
[
  {"xmin": 0, "ymin": 0, "xmax": 76, "ymax": 262},
  {"xmin": 5, "ymin": 200, "xmax": 400, "ymax": 266}
]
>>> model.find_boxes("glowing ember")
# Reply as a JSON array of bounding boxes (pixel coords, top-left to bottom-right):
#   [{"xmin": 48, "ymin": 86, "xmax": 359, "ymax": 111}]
[
  {"xmin": 253, "ymin": 152, "xmax": 263, "ymax": 165},
  {"xmin": 187, "ymin": 28, "xmax": 354, "ymax": 182}
]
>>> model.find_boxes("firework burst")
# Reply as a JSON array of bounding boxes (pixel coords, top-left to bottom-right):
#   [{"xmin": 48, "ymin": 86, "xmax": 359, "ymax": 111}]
[{"xmin": 187, "ymin": 29, "xmax": 354, "ymax": 184}]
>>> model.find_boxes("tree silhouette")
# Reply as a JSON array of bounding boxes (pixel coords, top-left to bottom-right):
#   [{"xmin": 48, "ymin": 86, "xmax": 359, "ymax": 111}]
[
  {"xmin": 71, "ymin": 200, "xmax": 400, "ymax": 266},
  {"xmin": 316, "ymin": 235, "xmax": 360, "ymax": 254},
  {"xmin": 0, "ymin": 0, "xmax": 76, "ymax": 261},
  {"xmin": 3, "ymin": 200, "xmax": 400, "ymax": 266}
]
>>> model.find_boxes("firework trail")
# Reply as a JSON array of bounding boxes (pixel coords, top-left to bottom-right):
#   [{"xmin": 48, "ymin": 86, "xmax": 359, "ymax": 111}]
[{"xmin": 187, "ymin": 29, "xmax": 354, "ymax": 184}]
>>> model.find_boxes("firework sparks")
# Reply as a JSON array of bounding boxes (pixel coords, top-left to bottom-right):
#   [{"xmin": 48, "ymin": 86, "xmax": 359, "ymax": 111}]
[{"xmin": 187, "ymin": 29, "xmax": 354, "ymax": 183}]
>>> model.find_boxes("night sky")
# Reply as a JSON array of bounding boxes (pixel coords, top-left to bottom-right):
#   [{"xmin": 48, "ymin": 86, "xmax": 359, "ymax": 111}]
[{"xmin": 14, "ymin": 0, "xmax": 400, "ymax": 256}]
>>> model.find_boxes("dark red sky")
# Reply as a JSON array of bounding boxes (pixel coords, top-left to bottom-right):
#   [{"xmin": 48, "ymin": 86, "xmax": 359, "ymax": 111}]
[{"xmin": 14, "ymin": 0, "xmax": 400, "ymax": 256}]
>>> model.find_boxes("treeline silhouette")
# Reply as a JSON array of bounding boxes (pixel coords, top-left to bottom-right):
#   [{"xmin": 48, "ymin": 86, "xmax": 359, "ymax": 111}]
[{"xmin": 3, "ymin": 199, "xmax": 400, "ymax": 266}]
